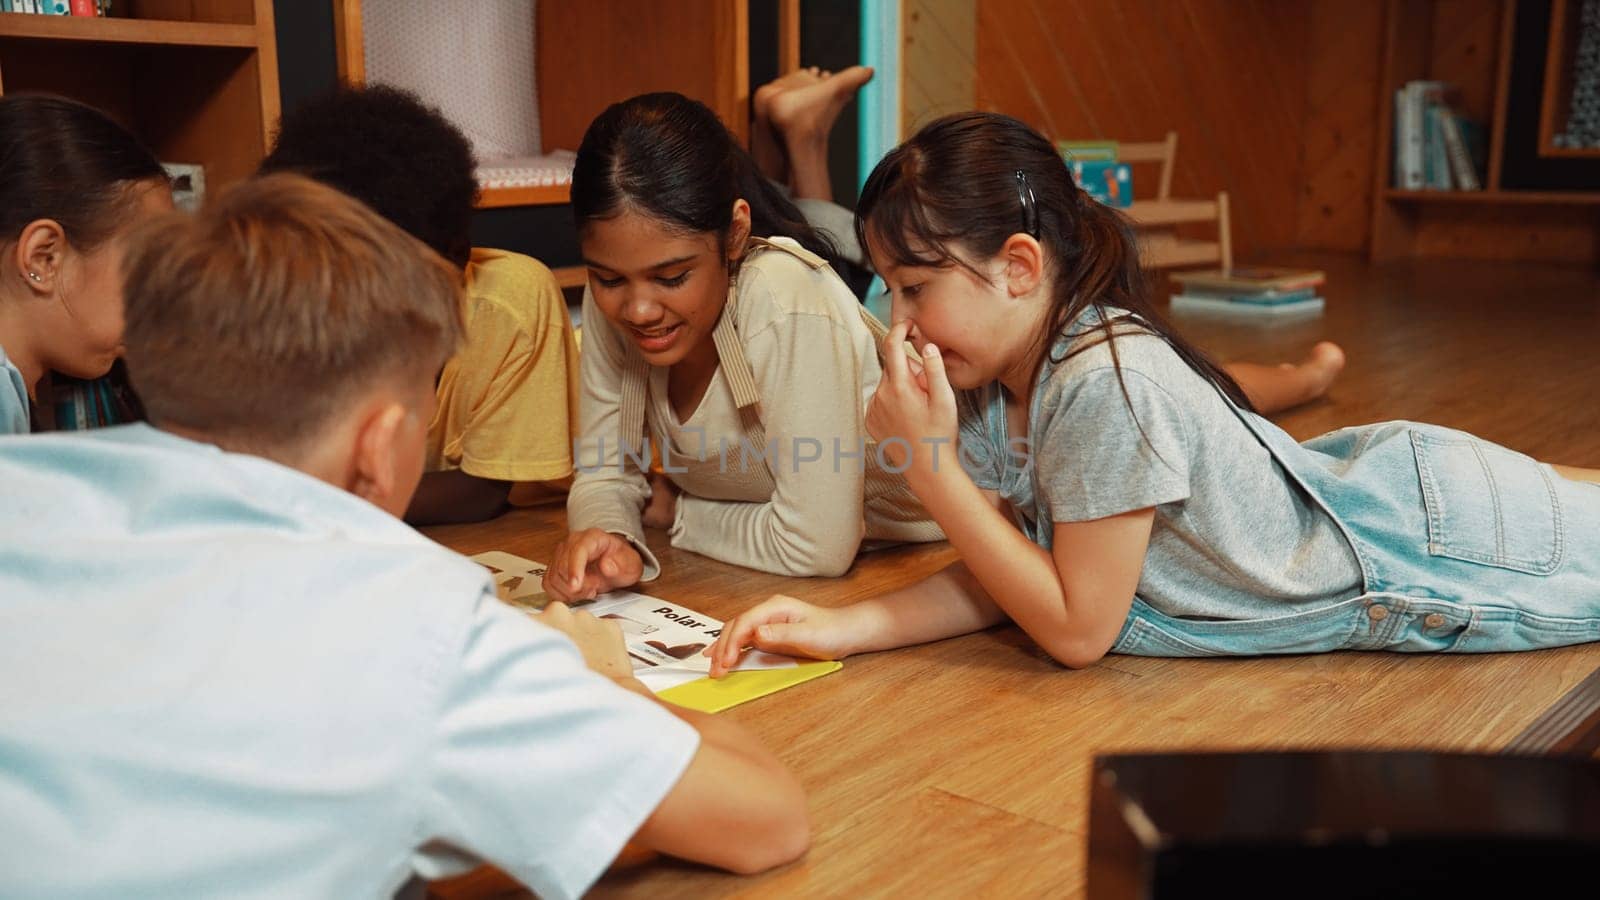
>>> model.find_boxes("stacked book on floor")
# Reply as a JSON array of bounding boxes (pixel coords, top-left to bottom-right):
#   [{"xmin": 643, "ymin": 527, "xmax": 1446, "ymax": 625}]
[{"xmin": 1170, "ymin": 267, "xmax": 1326, "ymax": 318}]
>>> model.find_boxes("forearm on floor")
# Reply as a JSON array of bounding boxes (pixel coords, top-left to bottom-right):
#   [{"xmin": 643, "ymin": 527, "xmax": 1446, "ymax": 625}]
[
  {"xmin": 907, "ymin": 465, "xmax": 1077, "ymax": 642},
  {"xmin": 405, "ymin": 468, "xmax": 511, "ymax": 526},
  {"xmin": 849, "ymin": 560, "xmax": 1007, "ymax": 654}
]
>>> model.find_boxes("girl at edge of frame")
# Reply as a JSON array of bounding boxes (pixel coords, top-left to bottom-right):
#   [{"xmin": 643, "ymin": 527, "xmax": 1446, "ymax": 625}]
[{"xmin": 707, "ymin": 110, "xmax": 1600, "ymax": 673}]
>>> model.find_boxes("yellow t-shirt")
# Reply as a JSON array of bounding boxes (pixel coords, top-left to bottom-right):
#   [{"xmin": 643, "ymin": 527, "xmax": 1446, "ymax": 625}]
[{"xmin": 427, "ymin": 248, "xmax": 579, "ymax": 504}]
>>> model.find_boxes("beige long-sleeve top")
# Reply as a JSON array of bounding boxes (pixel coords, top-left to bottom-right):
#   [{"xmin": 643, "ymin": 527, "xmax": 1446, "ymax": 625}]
[{"xmin": 567, "ymin": 237, "xmax": 943, "ymax": 579}]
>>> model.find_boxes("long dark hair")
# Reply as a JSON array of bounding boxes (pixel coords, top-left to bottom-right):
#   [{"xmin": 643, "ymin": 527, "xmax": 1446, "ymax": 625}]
[
  {"xmin": 571, "ymin": 92, "xmax": 844, "ymax": 276},
  {"xmin": 856, "ymin": 111, "xmax": 1252, "ymax": 412},
  {"xmin": 0, "ymin": 93, "xmax": 168, "ymax": 253}
]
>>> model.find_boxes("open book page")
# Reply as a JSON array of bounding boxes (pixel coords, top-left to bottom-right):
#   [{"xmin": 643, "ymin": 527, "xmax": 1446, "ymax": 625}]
[{"xmin": 470, "ymin": 551, "xmax": 797, "ymax": 693}]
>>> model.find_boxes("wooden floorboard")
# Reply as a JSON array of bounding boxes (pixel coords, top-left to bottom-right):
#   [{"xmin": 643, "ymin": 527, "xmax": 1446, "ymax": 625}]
[{"xmin": 421, "ymin": 252, "xmax": 1600, "ymax": 899}]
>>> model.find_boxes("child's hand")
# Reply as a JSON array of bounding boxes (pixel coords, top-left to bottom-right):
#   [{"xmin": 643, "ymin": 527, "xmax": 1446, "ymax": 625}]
[
  {"xmin": 535, "ymin": 601, "xmax": 634, "ymax": 681},
  {"xmin": 543, "ymin": 528, "xmax": 645, "ymax": 603},
  {"xmin": 705, "ymin": 595, "xmax": 859, "ymax": 677},
  {"xmin": 641, "ymin": 473, "xmax": 678, "ymax": 530},
  {"xmin": 866, "ymin": 319, "xmax": 958, "ymax": 474}
]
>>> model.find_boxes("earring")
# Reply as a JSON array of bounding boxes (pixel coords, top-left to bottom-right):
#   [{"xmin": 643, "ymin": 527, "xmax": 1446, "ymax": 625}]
[{"xmin": 27, "ymin": 272, "xmax": 42, "ymax": 282}]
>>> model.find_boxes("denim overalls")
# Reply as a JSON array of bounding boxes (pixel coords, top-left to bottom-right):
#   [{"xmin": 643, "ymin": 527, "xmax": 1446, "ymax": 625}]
[
  {"xmin": 1111, "ymin": 407, "xmax": 1600, "ymax": 656},
  {"xmin": 997, "ymin": 314, "xmax": 1600, "ymax": 657}
]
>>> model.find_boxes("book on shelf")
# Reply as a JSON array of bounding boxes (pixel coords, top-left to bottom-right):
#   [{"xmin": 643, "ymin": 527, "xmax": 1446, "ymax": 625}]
[
  {"xmin": 1393, "ymin": 80, "xmax": 1484, "ymax": 192},
  {"xmin": 471, "ymin": 551, "xmax": 841, "ymax": 714},
  {"xmin": 1169, "ymin": 266, "xmax": 1325, "ymax": 293}
]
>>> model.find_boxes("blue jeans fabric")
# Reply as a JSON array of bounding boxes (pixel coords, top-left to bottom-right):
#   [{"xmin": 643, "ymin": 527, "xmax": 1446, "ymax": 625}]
[{"xmin": 1112, "ymin": 408, "xmax": 1600, "ymax": 657}]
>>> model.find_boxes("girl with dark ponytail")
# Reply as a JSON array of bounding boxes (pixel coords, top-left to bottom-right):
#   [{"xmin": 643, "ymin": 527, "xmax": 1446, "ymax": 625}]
[
  {"xmin": 546, "ymin": 92, "xmax": 941, "ymax": 597},
  {"xmin": 708, "ymin": 111, "xmax": 1600, "ymax": 674}
]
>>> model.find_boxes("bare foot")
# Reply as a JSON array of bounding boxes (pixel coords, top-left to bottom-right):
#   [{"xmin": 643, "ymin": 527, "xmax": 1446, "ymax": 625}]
[
  {"xmin": 766, "ymin": 65, "xmax": 875, "ymax": 149},
  {"xmin": 1297, "ymin": 340, "xmax": 1346, "ymax": 399},
  {"xmin": 641, "ymin": 473, "xmax": 678, "ymax": 530},
  {"xmin": 752, "ymin": 67, "xmax": 842, "ymax": 184},
  {"xmin": 754, "ymin": 66, "xmax": 833, "ymax": 125},
  {"xmin": 765, "ymin": 66, "xmax": 874, "ymax": 199}
]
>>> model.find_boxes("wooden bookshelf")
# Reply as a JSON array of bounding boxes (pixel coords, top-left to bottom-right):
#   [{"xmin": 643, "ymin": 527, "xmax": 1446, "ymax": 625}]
[
  {"xmin": 549, "ymin": 265, "xmax": 586, "ymax": 290},
  {"xmin": 477, "ymin": 184, "xmax": 570, "ymax": 209},
  {"xmin": 1368, "ymin": 0, "xmax": 1600, "ymax": 264},
  {"xmin": 334, "ymin": 1, "xmax": 751, "ymax": 212},
  {"xmin": 0, "ymin": 15, "xmax": 255, "ymax": 47},
  {"xmin": 0, "ymin": 1, "xmax": 280, "ymax": 193}
]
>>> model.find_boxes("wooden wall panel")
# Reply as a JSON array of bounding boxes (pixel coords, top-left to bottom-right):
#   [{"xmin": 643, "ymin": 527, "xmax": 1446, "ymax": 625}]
[
  {"xmin": 537, "ymin": 0, "xmax": 745, "ymax": 153},
  {"xmin": 1297, "ymin": 0, "xmax": 1384, "ymax": 252},
  {"xmin": 902, "ymin": 0, "xmax": 976, "ymax": 135},
  {"xmin": 958, "ymin": 0, "xmax": 1600, "ymax": 264},
  {"xmin": 975, "ymin": 0, "xmax": 1313, "ymax": 260},
  {"xmin": 1429, "ymin": 0, "xmax": 1503, "ymax": 124}
]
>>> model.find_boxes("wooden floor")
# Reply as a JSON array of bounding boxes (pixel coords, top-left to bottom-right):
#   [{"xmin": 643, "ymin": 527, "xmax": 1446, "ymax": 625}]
[{"xmin": 421, "ymin": 253, "xmax": 1600, "ymax": 899}]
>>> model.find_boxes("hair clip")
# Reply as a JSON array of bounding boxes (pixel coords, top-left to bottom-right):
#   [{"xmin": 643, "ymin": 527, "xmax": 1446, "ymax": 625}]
[{"xmin": 1015, "ymin": 170, "xmax": 1039, "ymax": 238}]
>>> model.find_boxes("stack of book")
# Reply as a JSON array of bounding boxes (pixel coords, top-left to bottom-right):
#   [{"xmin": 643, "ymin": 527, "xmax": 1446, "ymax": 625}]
[
  {"xmin": 1393, "ymin": 80, "xmax": 1485, "ymax": 191},
  {"xmin": 1169, "ymin": 267, "xmax": 1326, "ymax": 318}
]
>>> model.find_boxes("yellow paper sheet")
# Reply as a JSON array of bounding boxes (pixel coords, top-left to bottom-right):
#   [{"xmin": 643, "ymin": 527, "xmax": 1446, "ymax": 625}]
[{"xmin": 656, "ymin": 661, "xmax": 843, "ymax": 714}]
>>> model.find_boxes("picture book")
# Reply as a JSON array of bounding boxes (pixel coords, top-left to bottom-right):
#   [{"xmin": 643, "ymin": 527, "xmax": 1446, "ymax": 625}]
[
  {"xmin": 471, "ymin": 550, "xmax": 842, "ymax": 713},
  {"xmin": 1069, "ymin": 159, "xmax": 1133, "ymax": 208}
]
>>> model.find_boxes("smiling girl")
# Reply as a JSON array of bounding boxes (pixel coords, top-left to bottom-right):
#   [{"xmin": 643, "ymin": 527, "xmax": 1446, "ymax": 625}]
[
  {"xmin": 707, "ymin": 112, "xmax": 1600, "ymax": 673},
  {"xmin": 543, "ymin": 92, "xmax": 943, "ymax": 600}
]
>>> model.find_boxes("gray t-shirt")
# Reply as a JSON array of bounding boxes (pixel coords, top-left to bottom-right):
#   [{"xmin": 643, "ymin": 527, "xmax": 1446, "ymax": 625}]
[{"xmin": 956, "ymin": 312, "xmax": 1362, "ymax": 620}]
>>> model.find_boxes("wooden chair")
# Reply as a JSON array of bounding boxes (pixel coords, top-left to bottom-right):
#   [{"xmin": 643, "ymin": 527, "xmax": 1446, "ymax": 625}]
[{"xmin": 1117, "ymin": 132, "xmax": 1233, "ymax": 272}]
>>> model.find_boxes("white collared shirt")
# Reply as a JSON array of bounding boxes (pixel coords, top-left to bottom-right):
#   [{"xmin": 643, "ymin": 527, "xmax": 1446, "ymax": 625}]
[{"xmin": 0, "ymin": 425, "xmax": 698, "ymax": 900}]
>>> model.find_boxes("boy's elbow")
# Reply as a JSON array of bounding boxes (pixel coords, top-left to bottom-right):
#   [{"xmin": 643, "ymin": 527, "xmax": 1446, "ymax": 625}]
[{"xmin": 725, "ymin": 784, "xmax": 810, "ymax": 873}]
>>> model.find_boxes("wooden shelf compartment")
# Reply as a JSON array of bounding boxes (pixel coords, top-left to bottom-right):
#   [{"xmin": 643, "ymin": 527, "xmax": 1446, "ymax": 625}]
[
  {"xmin": 0, "ymin": 39, "xmax": 270, "ymax": 190},
  {"xmin": 0, "ymin": 16, "xmax": 255, "ymax": 48},
  {"xmin": 477, "ymin": 184, "xmax": 570, "ymax": 209}
]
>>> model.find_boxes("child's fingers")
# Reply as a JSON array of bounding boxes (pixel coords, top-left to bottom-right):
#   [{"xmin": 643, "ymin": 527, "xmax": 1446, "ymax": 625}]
[
  {"xmin": 751, "ymin": 622, "xmax": 831, "ymax": 660},
  {"xmin": 564, "ymin": 531, "xmax": 606, "ymax": 591},
  {"xmin": 881, "ymin": 320, "xmax": 912, "ymax": 386},
  {"xmin": 711, "ymin": 596, "xmax": 813, "ymax": 676},
  {"xmin": 921, "ymin": 342, "xmax": 949, "ymax": 392},
  {"xmin": 922, "ymin": 343, "xmax": 958, "ymax": 417},
  {"xmin": 715, "ymin": 613, "xmax": 763, "ymax": 676}
]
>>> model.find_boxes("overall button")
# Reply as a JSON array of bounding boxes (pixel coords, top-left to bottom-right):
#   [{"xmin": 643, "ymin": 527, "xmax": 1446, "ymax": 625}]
[
  {"xmin": 1424, "ymin": 613, "xmax": 1447, "ymax": 629},
  {"xmin": 1367, "ymin": 605, "xmax": 1390, "ymax": 622}
]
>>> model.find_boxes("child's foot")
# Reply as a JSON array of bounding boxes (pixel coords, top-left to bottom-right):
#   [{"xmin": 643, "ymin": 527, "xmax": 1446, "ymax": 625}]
[
  {"xmin": 754, "ymin": 66, "xmax": 831, "ymax": 126},
  {"xmin": 765, "ymin": 65, "xmax": 875, "ymax": 152},
  {"xmin": 1280, "ymin": 340, "xmax": 1346, "ymax": 400}
]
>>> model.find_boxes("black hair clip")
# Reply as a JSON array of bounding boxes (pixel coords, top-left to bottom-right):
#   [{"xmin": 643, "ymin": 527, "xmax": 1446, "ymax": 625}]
[{"xmin": 1015, "ymin": 170, "xmax": 1040, "ymax": 238}]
